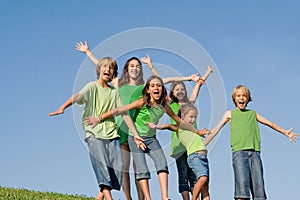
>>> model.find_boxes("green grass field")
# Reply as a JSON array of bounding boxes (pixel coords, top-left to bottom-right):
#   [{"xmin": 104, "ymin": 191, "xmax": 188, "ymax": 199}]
[{"xmin": 0, "ymin": 186, "xmax": 94, "ymax": 200}]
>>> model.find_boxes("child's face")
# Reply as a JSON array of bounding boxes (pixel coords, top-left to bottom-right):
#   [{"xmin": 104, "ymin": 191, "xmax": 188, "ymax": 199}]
[
  {"xmin": 182, "ymin": 109, "xmax": 197, "ymax": 125},
  {"xmin": 173, "ymin": 83, "xmax": 186, "ymax": 102},
  {"xmin": 147, "ymin": 78, "xmax": 163, "ymax": 101},
  {"xmin": 100, "ymin": 63, "xmax": 115, "ymax": 82},
  {"xmin": 128, "ymin": 59, "xmax": 141, "ymax": 80},
  {"xmin": 234, "ymin": 89, "xmax": 248, "ymax": 110}
]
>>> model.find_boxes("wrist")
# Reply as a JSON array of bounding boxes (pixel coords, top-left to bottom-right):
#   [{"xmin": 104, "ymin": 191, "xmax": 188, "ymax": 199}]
[
  {"xmin": 86, "ymin": 49, "xmax": 91, "ymax": 55},
  {"xmin": 97, "ymin": 115, "xmax": 103, "ymax": 123}
]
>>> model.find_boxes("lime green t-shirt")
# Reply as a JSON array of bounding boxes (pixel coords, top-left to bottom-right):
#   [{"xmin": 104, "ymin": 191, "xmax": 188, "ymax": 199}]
[
  {"xmin": 130, "ymin": 104, "xmax": 165, "ymax": 138},
  {"xmin": 230, "ymin": 109, "xmax": 261, "ymax": 152},
  {"xmin": 177, "ymin": 129, "xmax": 207, "ymax": 156},
  {"xmin": 77, "ymin": 81, "xmax": 122, "ymax": 140},
  {"xmin": 116, "ymin": 85, "xmax": 144, "ymax": 143}
]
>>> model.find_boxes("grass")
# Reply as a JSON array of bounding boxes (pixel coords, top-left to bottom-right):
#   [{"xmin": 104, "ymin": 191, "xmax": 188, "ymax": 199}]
[{"xmin": 0, "ymin": 186, "xmax": 94, "ymax": 200}]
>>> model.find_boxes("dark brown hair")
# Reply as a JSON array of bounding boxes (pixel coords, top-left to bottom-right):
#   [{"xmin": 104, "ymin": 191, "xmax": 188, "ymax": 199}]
[{"xmin": 118, "ymin": 57, "xmax": 144, "ymax": 87}]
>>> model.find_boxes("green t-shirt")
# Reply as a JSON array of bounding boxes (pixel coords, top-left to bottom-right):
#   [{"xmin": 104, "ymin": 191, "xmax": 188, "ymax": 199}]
[
  {"xmin": 230, "ymin": 109, "xmax": 261, "ymax": 152},
  {"xmin": 130, "ymin": 104, "xmax": 165, "ymax": 138},
  {"xmin": 177, "ymin": 129, "xmax": 207, "ymax": 156},
  {"xmin": 77, "ymin": 81, "xmax": 122, "ymax": 140},
  {"xmin": 116, "ymin": 85, "xmax": 144, "ymax": 143},
  {"xmin": 169, "ymin": 101, "xmax": 186, "ymax": 157}
]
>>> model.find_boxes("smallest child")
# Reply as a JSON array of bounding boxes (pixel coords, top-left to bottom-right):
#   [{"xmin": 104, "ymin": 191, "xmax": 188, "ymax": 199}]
[{"xmin": 147, "ymin": 104, "xmax": 210, "ymax": 200}]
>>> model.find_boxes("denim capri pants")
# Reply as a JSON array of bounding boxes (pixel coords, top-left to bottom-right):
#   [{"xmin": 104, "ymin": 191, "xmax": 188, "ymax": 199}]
[
  {"xmin": 187, "ymin": 152, "xmax": 209, "ymax": 182},
  {"xmin": 232, "ymin": 150, "xmax": 267, "ymax": 200},
  {"xmin": 86, "ymin": 134, "xmax": 123, "ymax": 191},
  {"xmin": 128, "ymin": 135, "xmax": 169, "ymax": 180}
]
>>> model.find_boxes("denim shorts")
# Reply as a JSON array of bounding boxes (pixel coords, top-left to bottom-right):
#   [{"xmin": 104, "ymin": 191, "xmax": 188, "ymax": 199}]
[
  {"xmin": 128, "ymin": 135, "xmax": 168, "ymax": 180},
  {"xmin": 175, "ymin": 152, "xmax": 197, "ymax": 193},
  {"xmin": 86, "ymin": 135, "xmax": 123, "ymax": 191},
  {"xmin": 187, "ymin": 152, "xmax": 209, "ymax": 182},
  {"xmin": 232, "ymin": 150, "xmax": 267, "ymax": 200}
]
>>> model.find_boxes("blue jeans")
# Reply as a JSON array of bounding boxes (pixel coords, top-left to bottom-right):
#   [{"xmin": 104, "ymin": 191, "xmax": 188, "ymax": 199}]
[
  {"xmin": 128, "ymin": 135, "xmax": 168, "ymax": 180},
  {"xmin": 187, "ymin": 152, "xmax": 209, "ymax": 182},
  {"xmin": 232, "ymin": 150, "xmax": 267, "ymax": 200},
  {"xmin": 86, "ymin": 135, "xmax": 123, "ymax": 191},
  {"xmin": 175, "ymin": 152, "xmax": 197, "ymax": 193}
]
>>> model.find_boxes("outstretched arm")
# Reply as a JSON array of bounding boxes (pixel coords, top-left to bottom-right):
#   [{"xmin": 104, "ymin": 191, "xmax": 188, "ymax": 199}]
[
  {"xmin": 189, "ymin": 66, "xmax": 213, "ymax": 103},
  {"xmin": 164, "ymin": 104, "xmax": 210, "ymax": 137},
  {"xmin": 257, "ymin": 113, "xmax": 298, "ymax": 142},
  {"xmin": 146, "ymin": 122, "xmax": 179, "ymax": 132},
  {"xmin": 204, "ymin": 110, "xmax": 231, "ymax": 146},
  {"xmin": 75, "ymin": 41, "xmax": 99, "ymax": 65},
  {"xmin": 162, "ymin": 73, "xmax": 200, "ymax": 85},
  {"xmin": 48, "ymin": 93, "xmax": 83, "ymax": 116},
  {"xmin": 84, "ymin": 98, "xmax": 144, "ymax": 127}
]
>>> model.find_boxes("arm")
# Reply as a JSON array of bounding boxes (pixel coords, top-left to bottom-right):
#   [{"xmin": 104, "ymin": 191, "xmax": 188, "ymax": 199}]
[
  {"xmin": 48, "ymin": 93, "xmax": 83, "ymax": 116},
  {"xmin": 121, "ymin": 113, "xmax": 146, "ymax": 150},
  {"xmin": 189, "ymin": 66, "xmax": 213, "ymax": 103},
  {"xmin": 257, "ymin": 113, "xmax": 298, "ymax": 142},
  {"xmin": 140, "ymin": 54, "xmax": 160, "ymax": 77},
  {"xmin": 146, "ymin": 122, "xmax": 179, "ymax": 132},
  {"xmin": 75, "ymin": 41, "xmax": 99, "ymax": 65},
  {"xmin": 164, "ymin": 104, "xmax": 210, "ymax": 137},
  {"xmin": 84, "ymin": 98, "xmax": 144, "ymax": 127},
  {"xmin": 162, "ymin": 73, "xmax": 200, "ymax": 85},
  {"xmin": 204, "ymin": 110, "xmax": 231, "ymax": 146}
]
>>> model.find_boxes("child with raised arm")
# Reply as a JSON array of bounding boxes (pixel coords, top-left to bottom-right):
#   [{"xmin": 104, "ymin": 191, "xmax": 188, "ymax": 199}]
[
  {"xmin": 147, "ymin": 103, "xmax": 210, "ymax": 200},
  {"xmin": 85, "ymin": 76, "xmax": 210, "ymax": 200},
  {"xmin": 49, "ymin": 57, "xmax": 141, "ymax": 200},
  {"xmin": 76, "ymin": 41, "xmax": 200, "ymax": 200},
  {"xmin": 205, "ymin": 85, "xmax": 298, "ymax": 200},
  {"xmin": 168, "ymin": 66, "xmax": 213, "ymax": 200}
]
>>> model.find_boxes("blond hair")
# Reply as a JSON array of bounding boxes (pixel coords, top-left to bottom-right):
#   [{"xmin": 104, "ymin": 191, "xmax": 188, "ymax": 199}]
[
  {"xmin": 96, "ymin": 57, "xmax": 118, "ymax": 80},
  {"xmin": 231, "ymin": 85, "xmax": 252, "ymax": 106}
]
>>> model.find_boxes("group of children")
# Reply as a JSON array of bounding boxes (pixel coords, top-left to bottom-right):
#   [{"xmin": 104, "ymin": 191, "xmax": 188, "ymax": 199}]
[{"xmin": 49, "ymin": 41, "xmax": 298, "ymax": 200}]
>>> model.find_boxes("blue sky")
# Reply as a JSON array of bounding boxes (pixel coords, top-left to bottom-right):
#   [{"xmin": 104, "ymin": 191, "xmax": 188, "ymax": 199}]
[{"xmin": 1, "ymin": 1, "xmax": 299, "ymax": 199}]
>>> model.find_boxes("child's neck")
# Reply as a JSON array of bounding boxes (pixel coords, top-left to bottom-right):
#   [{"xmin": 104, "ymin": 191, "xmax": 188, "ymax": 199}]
[
  {"xmin": 128, "ymin": 79, "xmax": 138, "ymax": 86},
  {"xmin": 97, "ymin": 79, "xmax": 109, "ymax": 88}
]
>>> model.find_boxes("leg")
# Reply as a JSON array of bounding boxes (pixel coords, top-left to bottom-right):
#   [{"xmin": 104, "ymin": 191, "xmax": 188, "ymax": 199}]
[
  {"xmin": 187, "ymin": 153, "xmax": 209, "ymax": 200},
  {"xmin": 200, "ymin": 183, "xmax": 210, "ymax": 200},
  {"xmin": 249, "ymin": 151, "xmax": 267, "ymax": 200},
  {"xmin": 95, "ymin": 191, "xmax": 104, "ymax": 200},
  {"xmin": 133, "ymin": 160, "xmax": 145, "ymax": 200},
  {"xmin": 128, "ymin": 136, "xmax": 151, "ymax": 199},
  {"xmin": 121, "ymin": 144, "xmax": 132, "ymax": 200},
  {"xmin": 175, "ymin": 153, "xmax": 190, "ymax": 200},
  {"xmin": 146, "ymin": 138, "xmax": 169, "ymax": 200},
  {"xmin": 192, "ymin": 176, "xmax": 207, "ymax": 200},
  {"xmin": 102, "ymin": 185, "xmax": 113, "ymax": 200},
  {"xmin": 158, "ymin": 171, "xmax": 169, "ymax": 200},
  {"xmin": 232, "ymin": 151, "xmax": 251, "ymax": 200},
  {"xmin": 138, "ymin": 178, "xmax": 152, "ymax": 200}
]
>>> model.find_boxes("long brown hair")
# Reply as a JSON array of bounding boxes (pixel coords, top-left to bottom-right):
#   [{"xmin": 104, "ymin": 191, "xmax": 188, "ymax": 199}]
[
  {"xmin": 169, "ymin": 81, "xmax": 188, "ymax": 103},
  {"xmin": 118, "ymin": 57, "xmax": 144, "ymax": 87},
  {"xmin": 142, "ymin": 76, "xmax": 167, "ymax": 106}
]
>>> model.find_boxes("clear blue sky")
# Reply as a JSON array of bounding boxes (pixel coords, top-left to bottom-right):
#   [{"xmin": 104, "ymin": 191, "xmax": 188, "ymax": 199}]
[{"xmin": 1, "ymin": 1, "xmax": 299, "ymax": 199}]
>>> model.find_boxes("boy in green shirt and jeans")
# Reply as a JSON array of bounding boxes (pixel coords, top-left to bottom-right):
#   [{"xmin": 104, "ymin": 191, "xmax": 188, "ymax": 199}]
[{"xmin": 205, "ymin": 85, "xmax": 298, "ymax": 200}]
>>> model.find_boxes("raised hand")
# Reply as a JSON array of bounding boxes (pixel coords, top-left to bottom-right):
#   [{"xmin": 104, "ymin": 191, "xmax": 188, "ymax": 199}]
[
  {"xmin": 76, "ymin": 41, "xmax": 89, "ymax": 53},
  {"xmin": 140, "ymin": 54, "xmax": 152, "ymax": 65}
]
